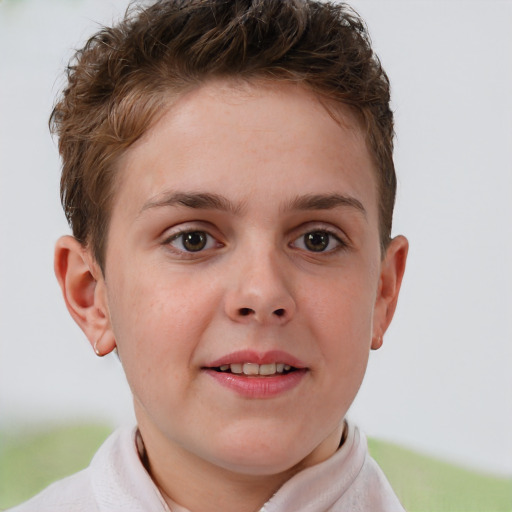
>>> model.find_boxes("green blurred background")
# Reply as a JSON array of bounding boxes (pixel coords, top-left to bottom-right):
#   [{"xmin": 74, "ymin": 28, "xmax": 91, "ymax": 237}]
[{"xmin": 1, "ymin": 423, "xmax": 510, "ymax": 511}]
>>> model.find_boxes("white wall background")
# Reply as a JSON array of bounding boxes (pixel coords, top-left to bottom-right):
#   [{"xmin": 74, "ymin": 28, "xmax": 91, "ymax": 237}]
[{"xmin": 1, "ymin": 0, "xmax": 511, "ymax": 476}]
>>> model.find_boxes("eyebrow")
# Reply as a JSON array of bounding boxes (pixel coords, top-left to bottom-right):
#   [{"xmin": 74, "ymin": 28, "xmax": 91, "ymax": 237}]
[
  {"xmin": 140, "ymin": 192, "xmax": 243, "ymax": 215},
  {"xmin": 140, "ymin": 191, "xmax": 366, "ymax": 217},
  {"xmin": 284, "ymin": 193, "xmax": 367, "ymax": 216}
]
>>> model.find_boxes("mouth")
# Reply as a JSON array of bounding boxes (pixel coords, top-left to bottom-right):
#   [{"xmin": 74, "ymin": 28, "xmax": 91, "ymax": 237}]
[
  {"xmin": 203, "ymin": 350, "xmax": 307, "ymax": 398},
  {"xmin": 209, "ymin": 362, "xmax": 297, "ymax": 376}
]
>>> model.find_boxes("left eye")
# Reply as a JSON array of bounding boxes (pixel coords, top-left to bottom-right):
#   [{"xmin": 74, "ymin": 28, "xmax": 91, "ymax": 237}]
[
  {"xmin": 168, "ymin": 231, "xmax": 218, "ymax": 252},
  {"xmin": 292, "ymin": 231, "xmax": 342, "ymax": 252}
]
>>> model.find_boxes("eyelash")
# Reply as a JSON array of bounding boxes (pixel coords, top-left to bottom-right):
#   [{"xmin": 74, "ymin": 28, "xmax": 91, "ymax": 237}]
[
  {"xmin": 163, "ymin": 226, "xmax": 347, "ymax": 258},
  {"xmin": 290, "ymin": 229, "xmax": 347, "ymax": 254},
  {"xmin": 165, "ymin": 229, "xmax": 222, "ymax": 255}
]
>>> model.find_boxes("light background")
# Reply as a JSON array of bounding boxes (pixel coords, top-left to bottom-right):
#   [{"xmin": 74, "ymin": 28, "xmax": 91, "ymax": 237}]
[{"xmin": 1, "ymin": 0, "xmax": 511, "ymax": 476}]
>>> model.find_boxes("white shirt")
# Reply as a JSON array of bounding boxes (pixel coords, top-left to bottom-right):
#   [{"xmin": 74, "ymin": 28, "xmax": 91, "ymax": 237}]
[{"xmin": 9, "ymin": 422, "xmax": 405, "ymax": 511}]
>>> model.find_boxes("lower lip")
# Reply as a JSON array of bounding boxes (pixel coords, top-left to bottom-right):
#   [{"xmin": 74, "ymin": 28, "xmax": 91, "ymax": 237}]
[{"xmin": 204, "ymin": 369, "xmax": 307, "ymax": 398}]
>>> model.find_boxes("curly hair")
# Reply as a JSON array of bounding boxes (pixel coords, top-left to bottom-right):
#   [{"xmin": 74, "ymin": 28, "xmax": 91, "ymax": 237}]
[{"xmin": 50, "ymin": 0, "xmax": 396, "ymax": 272}]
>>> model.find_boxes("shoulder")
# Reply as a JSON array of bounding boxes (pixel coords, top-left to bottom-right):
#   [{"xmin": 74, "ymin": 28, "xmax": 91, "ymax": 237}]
[
  {"xmin": 6, "ymin": 426, "xmax": 165, "ymax": 512},
  {"xmin": 331, "ymin": 422, "xmax": 406, "ymax": 512},
  {"xmin": 7, "ymin": 468, "xmax": 95, "ymax": 512}
]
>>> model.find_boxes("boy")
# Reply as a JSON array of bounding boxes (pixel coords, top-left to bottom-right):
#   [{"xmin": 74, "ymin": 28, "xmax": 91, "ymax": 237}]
[{"xmin": 12, "ymin": 0, "xmax": 408, "ymax": 510}]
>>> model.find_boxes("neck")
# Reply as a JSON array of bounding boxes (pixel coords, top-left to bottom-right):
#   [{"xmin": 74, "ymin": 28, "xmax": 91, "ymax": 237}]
[
  {"xmin": 136, "ymin": 422, "xmax": 346, "ymax": 512},
  {"xmin": 140, "ymin": 434, "xmax": 292, "ymax": 512}
]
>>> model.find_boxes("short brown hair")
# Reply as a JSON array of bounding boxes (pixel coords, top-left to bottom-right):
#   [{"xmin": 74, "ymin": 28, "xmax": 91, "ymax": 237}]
[{"xmin": 51, "ymin": 0, "xmax": 396, "ymax": 272}]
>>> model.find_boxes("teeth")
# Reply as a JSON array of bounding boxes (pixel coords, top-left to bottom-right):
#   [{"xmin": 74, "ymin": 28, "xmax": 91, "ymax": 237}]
[
  {"xmin": 230, "ymin": 363, "xmax": 243, "ymax": 374},
  {"xmin": 259, "ymin": 363, "xmax": 276, "ymax": 376},
  {"xmin": 217, "ymin": 363, "xmax": 294, "ymax": 376},
  {"xmin": 243, "ymin": 363, "xmax": 259, "ymax": 375}
]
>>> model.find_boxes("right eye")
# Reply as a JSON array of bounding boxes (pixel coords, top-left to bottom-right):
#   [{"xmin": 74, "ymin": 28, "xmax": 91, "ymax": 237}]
[
  {"xmin": 168, "ymin": 230, "xmax": 218, "ymax": 252},
  {"xmin": 291, "ymin": 230, "xmax": 345, "ymax": 253}
]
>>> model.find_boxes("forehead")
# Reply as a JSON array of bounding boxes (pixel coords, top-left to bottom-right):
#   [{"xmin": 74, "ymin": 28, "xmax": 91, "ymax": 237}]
[{"xmin": 113, "ymin": 80, "xmax": 378, "ymax": 220}]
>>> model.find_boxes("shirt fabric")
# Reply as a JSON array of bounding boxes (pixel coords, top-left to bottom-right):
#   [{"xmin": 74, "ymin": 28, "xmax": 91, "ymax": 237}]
[{"xmin": 9, "ymin": 422, "xmax": 405, "ymax": 512}]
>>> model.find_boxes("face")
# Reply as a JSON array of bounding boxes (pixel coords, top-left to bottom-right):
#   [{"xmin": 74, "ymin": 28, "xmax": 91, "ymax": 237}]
[{"xmin": 99, "ymin": 81, "xmax": 388, "ymax": 476}]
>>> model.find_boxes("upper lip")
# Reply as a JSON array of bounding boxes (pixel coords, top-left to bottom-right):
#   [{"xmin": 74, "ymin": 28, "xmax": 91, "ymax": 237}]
[{"xmin": 205, "ymin": 350, "xmax": 306, "ymax": 369}]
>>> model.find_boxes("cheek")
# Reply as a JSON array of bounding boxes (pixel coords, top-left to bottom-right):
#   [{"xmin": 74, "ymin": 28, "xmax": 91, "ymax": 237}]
[
  {"xmin": 108, "ymin": 269, "xmax": 217, "ymax": 370},
  {"xmin": 303, "ymin": 271, "xmax": 376, "ymax": 409},
  {"xmin": 305, "ymin": 272, "xmax": 376, "ymax": 351}
]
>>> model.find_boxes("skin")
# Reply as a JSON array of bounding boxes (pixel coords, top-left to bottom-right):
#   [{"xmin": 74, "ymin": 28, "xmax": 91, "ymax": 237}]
[{"xmin": 55, "ymin": 80, "xmax": 408, "ymax": 512}]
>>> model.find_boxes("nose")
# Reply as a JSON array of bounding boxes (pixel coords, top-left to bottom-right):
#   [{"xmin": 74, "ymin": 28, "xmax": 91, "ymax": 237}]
[{"xmin": 224, "ymin": 250, "xmax": 296, "ymax": 325}]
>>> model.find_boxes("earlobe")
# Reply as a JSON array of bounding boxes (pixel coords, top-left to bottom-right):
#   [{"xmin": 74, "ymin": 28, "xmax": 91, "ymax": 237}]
[
  {"xmin": 54, "ymin": 235, "xmax": 116, "ymax": 357},
  {"xmin": 371, "ymin": 235, "xmax": 408, "ymax": 350}
]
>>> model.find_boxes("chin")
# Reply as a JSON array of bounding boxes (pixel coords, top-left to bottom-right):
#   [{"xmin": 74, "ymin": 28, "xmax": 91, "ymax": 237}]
[
  {"xmin": 213, "ymin": 450, "xmax": 304, "ymax": 477},
  {"xmin": 204, "ymin": 429, "xmax": 314, "ymax": 476}
]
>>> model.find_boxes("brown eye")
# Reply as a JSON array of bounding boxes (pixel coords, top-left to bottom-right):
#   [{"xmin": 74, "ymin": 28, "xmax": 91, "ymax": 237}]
[
  {"xmin": 182, "ymin": 232, "xmax": 207, "ymax": 251},
  {"xmin": 169, "ymin": 230, "xmax": 217, "ymax": 252},
  {"xmin": 291, "ymin": 230, "xmax": 343, "ymax": 253},
  {"xmin": 304, "ymin": 232, "xmax": 330, "ymax": 252}
]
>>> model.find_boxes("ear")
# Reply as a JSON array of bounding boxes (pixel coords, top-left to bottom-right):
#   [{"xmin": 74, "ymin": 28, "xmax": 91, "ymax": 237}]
[
  {"xmin": 54, "ymin": 235, "xmax": 116, "ymax": 357},
  {"xmin": 371, "ymin": 235, "xmax": 408, "ymax": 350}
]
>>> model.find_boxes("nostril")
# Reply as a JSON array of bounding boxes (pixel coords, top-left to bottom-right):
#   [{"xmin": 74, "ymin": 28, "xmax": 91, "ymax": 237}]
[
  {"xmin": 273, "ymin": 308, "xmax": 285, "ymax": 317},
  {"xmin": 239, "ymin": 307, "xmax": 254, "ymax": 316}
]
